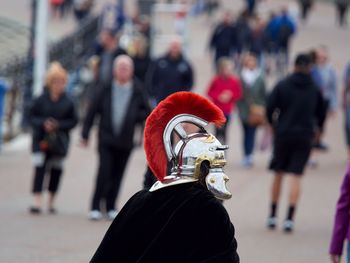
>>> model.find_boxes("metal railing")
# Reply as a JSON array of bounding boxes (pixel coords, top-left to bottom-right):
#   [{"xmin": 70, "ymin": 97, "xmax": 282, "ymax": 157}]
[{"xmin": 0, "ymin": 15, "xmax": 99, "ymax": 140}]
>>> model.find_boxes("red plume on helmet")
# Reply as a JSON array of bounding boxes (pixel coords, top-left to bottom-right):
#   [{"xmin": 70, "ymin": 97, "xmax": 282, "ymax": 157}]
[{"xmin": 144, "ymin": 91, "xmax": 226, "ymax": 182}]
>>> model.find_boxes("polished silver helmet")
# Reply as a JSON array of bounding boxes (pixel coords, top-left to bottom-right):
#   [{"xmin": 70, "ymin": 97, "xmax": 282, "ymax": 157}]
[{"xmin": 149, "ymin": 113, "xmax": 232, "ymax": 200}]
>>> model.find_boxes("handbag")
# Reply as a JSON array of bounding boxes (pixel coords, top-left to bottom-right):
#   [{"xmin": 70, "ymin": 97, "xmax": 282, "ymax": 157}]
[
  {"xmin": 40, "ymin": 132, "xmax": 69, "ymax": 157},
  {"xmin": 248, "ymin": 104, "xmax": 266, "ymax": 127},
  {"xmin": 244, "ymin": 81, "xmax": 266, "ymax": 127}
]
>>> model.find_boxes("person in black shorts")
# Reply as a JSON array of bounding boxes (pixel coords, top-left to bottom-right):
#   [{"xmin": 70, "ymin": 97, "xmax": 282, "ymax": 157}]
[{"xmin": 265, "ymin": 53, "xmax": 323, "ymax": 232}]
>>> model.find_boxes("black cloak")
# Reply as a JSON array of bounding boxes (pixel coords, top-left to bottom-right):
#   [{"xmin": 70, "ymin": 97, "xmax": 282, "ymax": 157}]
[{"xmin": 90, "ymin": 182, "xmax": 240, "ymax": 263}]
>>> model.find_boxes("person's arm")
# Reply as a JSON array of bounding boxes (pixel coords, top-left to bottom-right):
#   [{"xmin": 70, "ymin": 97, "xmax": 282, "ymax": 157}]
[
  {"xmin": 57, "ymin": 99, "xmax": 79, "ymax": 131},
  {"xmin": 329, "ymin": 168, "xmax": 350, "ymax": 258},
  {"xmin": 136, "ymin": 85, "xmax": 151, "ymax": 123},
  {"xmin": 29, "ymin": 97, "xmax": 46, "ymax": 129},
  {"xmin": 228, "ymin": 78, "xmax": 242, "ymax": 104},
  {"xmin": 266, "ymin": 83, "xmax": 279, "ymax": 125},
  {"xmin": 207, "ymin": 78, "xmax": 218, "ymax": 101},
  {"xmin": 81, "ymin": 87, "xmax": 103, "ymax": 141}
]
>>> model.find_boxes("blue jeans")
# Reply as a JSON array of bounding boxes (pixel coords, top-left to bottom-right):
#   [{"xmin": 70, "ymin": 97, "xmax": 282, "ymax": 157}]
[
  {"xmin": 242, "ymin": 123, "xmax": 257, "ymax": 157},
  {"xmin": 347, "ymin": 241, "xmax": 350, "ymax": 263}
]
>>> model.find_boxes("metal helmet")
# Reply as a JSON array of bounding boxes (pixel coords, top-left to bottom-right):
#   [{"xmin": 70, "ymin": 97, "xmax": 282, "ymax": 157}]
[{"xmin": 145, "ymin": 92, "xmax": 232, "ymax": 200}]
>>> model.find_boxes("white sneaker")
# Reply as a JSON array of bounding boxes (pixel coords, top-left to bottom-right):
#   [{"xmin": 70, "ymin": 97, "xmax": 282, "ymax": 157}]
[
  {"xmin": 240, "ymin": 156, "xmax": 253, "ymax": 168},
  {"xmin": 283, "ymin": 220, "xmax": 294, "ymax": 233},
  {"xmin": 267, "ymin": 217, "xmax": 277, "ymax": 229},
  {"xmin": 107, "ymin": 210, "xmax": 118, "ymax": 221},
  {"xmin": 88, "ymin": 210, "xmax": 103, "ymax": 221}
]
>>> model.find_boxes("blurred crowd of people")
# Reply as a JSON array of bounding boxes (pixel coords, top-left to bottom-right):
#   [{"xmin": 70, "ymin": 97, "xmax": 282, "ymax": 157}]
[
  {"xmin": 50, "ymin": 0, "xmax": 94, "ymax": 23},
  {"xmin": 209, "ymin": 6, "xmax": 296, "ymax": 79},
  {"xmin": 16, "ymin": 0, "xmax": 350, "ymax": 261}
]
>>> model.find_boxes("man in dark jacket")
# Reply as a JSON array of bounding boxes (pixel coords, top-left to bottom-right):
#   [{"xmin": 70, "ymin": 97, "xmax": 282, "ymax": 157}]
[
  {"xmin": 147, "ymin": 37, "xmax": 194, "ymax": 104},
  {"xmin": 266, "ymin": 54, "xmax": 323, "ymax": 232},
  {"xmin": 209, "ymin": 12, "xmax": 236, "ymax": 66},
  {"xmin": 81, "ymin": 55, "xmax": 150, "ymax": 221}
]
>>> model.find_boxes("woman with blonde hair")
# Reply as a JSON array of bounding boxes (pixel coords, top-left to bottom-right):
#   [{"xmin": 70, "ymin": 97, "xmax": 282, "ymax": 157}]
[{"xmin": 29, "ymin": 62, "xmax": 78, "ymax": 214}]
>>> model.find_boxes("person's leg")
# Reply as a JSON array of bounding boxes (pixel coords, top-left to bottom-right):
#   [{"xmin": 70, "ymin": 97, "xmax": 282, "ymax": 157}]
[
  {"xmin": 242, "ymin": 123, "xmax": 249, "ymax": 159},
  {"xmin": 30, "ymin": 152, "xmax": 47, "ymax": 213},
  {"xmin": 289, "ymin": 175, "xmax": 301, "ymax": 207},
  {"xmin": 242, "ymin": 123, "xmax": 255, "ymax": 166},
  {"xmin": 267, "ymin": 172, "xmax": 283, "ymax": 229},
  {"xmin": 91, "ymin": 145, "xmax": 112, "ymax": 212},
  {"xmin": 271, "ymin": 172, "xmax": 284, "ymax": 206},
  {"xmin": 47, "ymin": 157, "xmax": 64, "ymax": 213},
  {"xmin": 301, "ymin": 2, "xmax": 307, "ymax": 20},
  {"xmin": 347, "ymin": 241, "xmax": 350, "ymax": 263},
  {"xmin": 246, "ymin": 125, "xmax": 257, "ymax": 158},
  {"xmin": 106, "ymin": 148, "xmax": 132, "ymax": 214},
  {"xmin": 216, "ymin": 115, "xmax": 230, "ymax": 144},
  {"xmin": 339, "ymin": 5, "xmax": 346, "ymax": 26},
  {"xmin": 282, "ymin": 175, "xmax": 302, "ymax": 232}
]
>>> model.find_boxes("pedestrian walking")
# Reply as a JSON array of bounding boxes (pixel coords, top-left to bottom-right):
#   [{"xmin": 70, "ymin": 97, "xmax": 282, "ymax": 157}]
[
  {"xmin": 209, "ymin": 12, "xmax": 235, "ymax": 67},
  {"xmin": 276, "ymin": 7, "xmax": 297, "ymax": 78},
  {"xmin": 237, "ymin": 53, "xmax": 266, "ymax": 168},
  {"xmin": 95, "ymin": 29, "xmax": 127, "ymax": 86},
  {"xmin": 335, "ymin": 0, "xmax": 349, "ymax": 27},
  {"xmin": 266, "ymin": 54, "xmax": 323, "ymax": 232},
  {"xmin": 73, "ymin": 0, "xmax": 93, "ymax": 23},
  {"xmin": 298, "ymin": 0, "xmax": 314, "ymax": 22},
  {"xmin": 81, "ymin": 55, "xmax": 150, "ymax": 221},
  {"xmin": 311, "ymin": 46, "xmax": 338, "ymax": 151},
  {"xmin": 265, "ymin": 11, "xmax": 280, "ymax": 75},
  {"xmin": 233, "ymin": 10, "xmax": 252, "ymax": 67},
  {"xmin": 28, "ymin": 62, "xmax": 78, "ymax": 215},
  {"xmin": 343, "ymin": 61, "xmax": 350, "ymax": 160},
  {"xmin": 90, "ymin": 92, "xmax": 240, "ymax": 263},
  {"xmin": 249, "ymin": 16, "xmax": 269, "ymax": 70},
  {"xmin": 207, "ymin": 57, "xmax": 242, "ymax": 144},
  {"xmin": 147, "ymin": 37, "xmax": 194, "ymax": 104},
  {"xmin": 329, "ymin": 165, "xmax": 350, "ymax": 263}
]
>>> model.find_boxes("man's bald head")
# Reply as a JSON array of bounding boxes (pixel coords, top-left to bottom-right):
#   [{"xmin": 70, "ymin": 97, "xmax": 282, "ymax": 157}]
[
  {"xmin": 113, "ymin": 55, "xmax": 134, "ymax": 84},
  {"xmin": 168, "ymin": 37, "xmax": 183, "ymax": 59}
]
